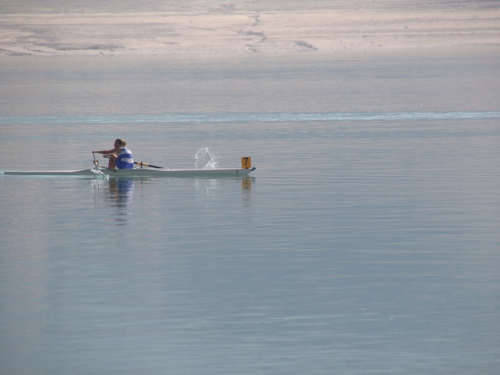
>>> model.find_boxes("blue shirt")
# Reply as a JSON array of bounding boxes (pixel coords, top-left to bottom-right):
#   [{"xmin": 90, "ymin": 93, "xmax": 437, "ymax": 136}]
[{"xmin": 115, "ymin": 147, "xmax": 134, "ymax": 169}]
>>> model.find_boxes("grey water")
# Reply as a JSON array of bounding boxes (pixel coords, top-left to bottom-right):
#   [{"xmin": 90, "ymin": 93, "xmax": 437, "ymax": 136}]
[{"xmin": 1, "ymin": 54, "xmax": 499, "ymax": 375}]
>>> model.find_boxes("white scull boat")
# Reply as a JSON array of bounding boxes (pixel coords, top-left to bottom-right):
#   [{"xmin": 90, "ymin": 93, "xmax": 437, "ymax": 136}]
[{"xmin": 3, "ymin": 166, "xmax": 256, "ymax": 178}]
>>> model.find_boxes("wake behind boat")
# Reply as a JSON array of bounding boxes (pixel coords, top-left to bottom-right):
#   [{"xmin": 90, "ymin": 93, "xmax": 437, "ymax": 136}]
[{"xmin": 3, "ymin": 157, "xmax": 256, "ymax": 178}]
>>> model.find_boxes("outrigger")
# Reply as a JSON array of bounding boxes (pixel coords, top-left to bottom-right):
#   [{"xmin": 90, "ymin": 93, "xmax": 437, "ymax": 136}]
[{"xmin": 3, "ymin": 156, "xmax": 256, "ymax": 178}]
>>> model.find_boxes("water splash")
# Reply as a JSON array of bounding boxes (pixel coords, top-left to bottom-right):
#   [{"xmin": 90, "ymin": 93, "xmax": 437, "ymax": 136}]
[
  {"xmin": 195, "ymin": 147, "xmax": 220, "ymax": 169},
  {"xmin": 91, "ymin": 167, "xmax": 109, "ymax": 180}
]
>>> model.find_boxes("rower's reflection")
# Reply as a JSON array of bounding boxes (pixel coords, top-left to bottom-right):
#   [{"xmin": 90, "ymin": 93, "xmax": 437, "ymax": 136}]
[
  {"xmin": 109, "ymin": 178, "xmax": 134, "ymax": 207},
  {"xmin": 92, "ymin": 178, "xmax": 135, "ymax": 225}
]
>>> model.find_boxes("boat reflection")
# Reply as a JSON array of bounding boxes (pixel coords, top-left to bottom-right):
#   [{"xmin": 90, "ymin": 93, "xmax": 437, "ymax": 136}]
[{"xmin": 92, "ymin": 175, "xmax": 255, "ymax": 225}]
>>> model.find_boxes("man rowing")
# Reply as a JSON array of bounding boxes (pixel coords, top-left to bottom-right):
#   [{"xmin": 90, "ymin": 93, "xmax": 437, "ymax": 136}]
[{"xmin": 93, "ymin": 139, "xmax": 134, "ymax": 169}]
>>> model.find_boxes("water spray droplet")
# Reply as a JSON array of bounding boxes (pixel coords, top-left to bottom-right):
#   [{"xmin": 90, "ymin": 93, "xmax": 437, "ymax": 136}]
[{"xmin": 194, "ymin": 147, "xmax": 220, "ymax": 169}]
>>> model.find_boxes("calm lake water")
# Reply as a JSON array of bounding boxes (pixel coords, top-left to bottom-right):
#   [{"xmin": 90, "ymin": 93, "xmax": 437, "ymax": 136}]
[{"xmin": 1, "ymin": 54, "xmax": 499, "ymax": 374}]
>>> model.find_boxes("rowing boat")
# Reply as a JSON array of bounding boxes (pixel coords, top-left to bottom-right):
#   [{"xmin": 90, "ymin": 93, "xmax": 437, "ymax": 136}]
[
  {"xmin": 3, "ymin": 156, "xmax": 256, "ymax": 178},
  {"xmin": 3, "ymin": 166, "xmax": 256, "ymax": 178}
]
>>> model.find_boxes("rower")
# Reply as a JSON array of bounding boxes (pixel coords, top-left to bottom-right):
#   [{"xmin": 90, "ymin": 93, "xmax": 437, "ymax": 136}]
[{"xmin": 92, "ymin": 139, "xmax": 134, "ymax": 169}]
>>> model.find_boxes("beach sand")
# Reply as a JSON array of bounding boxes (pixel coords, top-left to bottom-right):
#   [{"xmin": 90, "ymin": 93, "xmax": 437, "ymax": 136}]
[{"xmin": 1, "ymin": 0, "xmax": 499, "ymax": 57}]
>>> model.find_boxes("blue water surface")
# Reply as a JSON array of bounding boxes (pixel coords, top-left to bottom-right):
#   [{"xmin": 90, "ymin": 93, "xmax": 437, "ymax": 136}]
[{"xmin": 1, "ymin": 54, "xmax": 499, "ymax": 375}]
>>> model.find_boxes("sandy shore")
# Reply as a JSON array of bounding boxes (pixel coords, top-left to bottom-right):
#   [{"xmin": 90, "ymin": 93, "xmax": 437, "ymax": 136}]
[{"xmin": 1, "ymin": 4, "xmax": 499, "ymax": 57}]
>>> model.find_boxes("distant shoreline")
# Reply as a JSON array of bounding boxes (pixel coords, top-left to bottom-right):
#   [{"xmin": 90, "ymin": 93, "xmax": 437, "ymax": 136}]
[{"xmin": 1, "ymin": 8, "xmax": 499, "ymax": 57}]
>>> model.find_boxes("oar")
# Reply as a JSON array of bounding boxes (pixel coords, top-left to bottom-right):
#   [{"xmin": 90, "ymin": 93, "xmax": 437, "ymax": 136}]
[
  {"xmin": 92, "ymin": 151, "xmax": 99, "ymax": 168},
  {"xmin": 134, "ymin": 161, "xmax": 164, "ymax": 169}
]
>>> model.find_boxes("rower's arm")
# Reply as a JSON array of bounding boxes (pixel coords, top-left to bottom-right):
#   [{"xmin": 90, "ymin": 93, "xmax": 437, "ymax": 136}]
[{"xmin": 93, "ymin": 149, "xmax": 114, "ymax": 155}]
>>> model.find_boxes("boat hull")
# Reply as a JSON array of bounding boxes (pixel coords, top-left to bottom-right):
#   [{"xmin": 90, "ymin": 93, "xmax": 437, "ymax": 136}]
[{"xmin": 3, "ymin": 167, "xmax": 256, "ymax": 178}]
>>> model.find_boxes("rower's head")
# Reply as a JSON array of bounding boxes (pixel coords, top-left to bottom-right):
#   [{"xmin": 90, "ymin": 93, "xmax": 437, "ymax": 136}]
[{"xmin": 114, "ymin": 139, "xmax": 126, "ymax": 147}]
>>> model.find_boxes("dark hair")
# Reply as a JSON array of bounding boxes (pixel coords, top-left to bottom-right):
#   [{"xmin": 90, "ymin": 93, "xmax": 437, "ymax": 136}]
[{"xmin": 115, "ymin": 139, "xmax": 126, "ymax": 146}]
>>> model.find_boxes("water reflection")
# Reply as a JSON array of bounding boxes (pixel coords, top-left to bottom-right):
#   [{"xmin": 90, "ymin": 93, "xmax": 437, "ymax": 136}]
[
  {"xmin": 193, "ymin": 177, "xmax": 219, "ymax": 199},
  {"xmin": 242, "ymin": 177, "xmax": 254, "ymax": 206},
  {"xmin": 192, "ymin": 176, "xmax": 254, "ymax": 201},
  {"xmin": 241, "ymin": 176, "xmax": 252, "ymax": 190},
  {"xmin": 92, "ymin": 176, "xmax": 253, "ymax": 224},
  {"xmin": 92, "ymin": 178, "xmax": 135, "ymax": 225}
]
